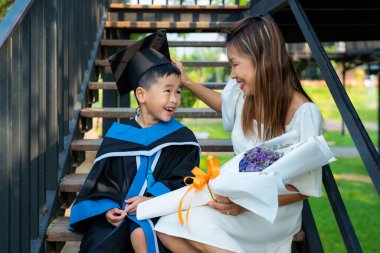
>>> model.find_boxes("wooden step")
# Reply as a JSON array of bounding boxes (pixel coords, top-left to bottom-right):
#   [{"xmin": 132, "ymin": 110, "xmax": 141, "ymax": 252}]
[
  {"xmin": 71, "ymin": 139, "xmax": 233, "ymax": 152},
  {"xmin": 100, "ymin": 40, "xmax": 226, "ymax": 47},
  {"xmin": 60, "ymin": 173, "xmax": 88, "ymax": 193},
  {"xmin": 46, "ymin": 216, "xmax": 304, "ymax": 243},
  {"xmin": 88, "ymin": 82, "xmax": 225, "ymax": 90},
  {"xmin": 80, "ymin": 108, "xmax": 221, "ymax": 119},
  {"xmin": 108, "ymin": 4, "xmax": 250, "ymax": 11},
  {"xmin": 46, "ymin": 217, "xmax": 82, "ymax": 242},
  {"xmin": 104, "ymin": 21, "xmax": 234, "ymax": 32},
  {"xmin": 95, "ymin": 59, "xmax": 230, "ymax": 68}
]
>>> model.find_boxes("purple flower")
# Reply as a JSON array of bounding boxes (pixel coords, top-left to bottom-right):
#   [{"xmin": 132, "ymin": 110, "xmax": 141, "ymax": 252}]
[{"xmin": 239, "ymin": 146, "xmax": 283, "ymax": 172}]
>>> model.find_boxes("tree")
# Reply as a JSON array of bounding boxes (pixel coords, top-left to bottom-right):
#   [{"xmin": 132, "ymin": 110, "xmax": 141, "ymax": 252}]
[{"xmin": 0, "ymin": 0, "xmax": 15, "ymax": 21}]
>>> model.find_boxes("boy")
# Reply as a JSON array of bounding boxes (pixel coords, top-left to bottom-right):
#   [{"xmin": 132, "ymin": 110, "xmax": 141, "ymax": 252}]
[{"xmin": 69, "ymin": 30, "xmax": 200, "ymax": 253}]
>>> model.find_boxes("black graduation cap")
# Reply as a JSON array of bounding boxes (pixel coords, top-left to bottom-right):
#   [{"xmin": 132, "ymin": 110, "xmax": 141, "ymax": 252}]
[{"xmin": 108, "ymin": 29, "xmax": 172, "ymax": 96}]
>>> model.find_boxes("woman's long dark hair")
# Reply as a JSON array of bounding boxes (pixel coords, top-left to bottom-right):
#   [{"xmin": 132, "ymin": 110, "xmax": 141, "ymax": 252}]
[{"xmin": 225, "ymin": 16, "xmax": 312, "ymax": 140}]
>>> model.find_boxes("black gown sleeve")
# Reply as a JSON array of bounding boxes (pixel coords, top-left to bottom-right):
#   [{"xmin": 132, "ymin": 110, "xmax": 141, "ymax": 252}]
[{"xmin": 150, "ymin": 144, "xmax": 200, "ymax": 195}]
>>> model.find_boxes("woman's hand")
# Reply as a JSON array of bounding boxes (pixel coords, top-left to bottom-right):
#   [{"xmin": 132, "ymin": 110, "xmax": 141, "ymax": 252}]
[
  {"xmin": 172, "ymin": 58, "xmax": 222, "ymax": 112},
  {"xmin": 124, "ymin": 196, "xmax": 153, "ymax": 216},
  {"xmin": 208, "ymin": 195, "xmax": 246, "ymax": 216},
  {"xmin": 105, "ymin": 208, "xmax": 127, "ymax": 227},
  {"xmin": 171, "ymin": 59, "xmax": 191, "ymax": 86}
]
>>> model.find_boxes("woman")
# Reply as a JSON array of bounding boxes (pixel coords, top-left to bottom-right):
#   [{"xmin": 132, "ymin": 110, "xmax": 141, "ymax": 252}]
[{"xmin": 156, "ymin": 16, "xmax": 323, "ymax": 253}]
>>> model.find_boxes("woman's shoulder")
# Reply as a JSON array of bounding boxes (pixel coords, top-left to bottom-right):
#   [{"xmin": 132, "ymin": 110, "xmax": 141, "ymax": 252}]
[
  {"xmin": 294, "ymin": 101, "xmax": 320, "ymax": 114},
  {"xmin": 287, "ymin": 93, "xmax": 321, "ymax": 125},
  {"xmin": 287, "ymin": 92, "xmax": 319, "ymax": 118}
]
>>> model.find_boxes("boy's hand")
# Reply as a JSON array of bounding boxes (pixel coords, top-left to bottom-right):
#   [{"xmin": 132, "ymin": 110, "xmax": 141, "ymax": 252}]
[
  {"xmin": 124, "ymin": 196, "xmax": 153, "ymax": 216},
  {"xmin": 105, "ymin": 208, "xmax": 127, "ymax": 227}
]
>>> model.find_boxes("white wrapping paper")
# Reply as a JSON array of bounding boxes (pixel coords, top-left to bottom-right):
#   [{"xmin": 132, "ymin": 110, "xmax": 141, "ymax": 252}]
[{"xmin": 137, "ymin": 132, "xmax": 335, "ymax": 223}]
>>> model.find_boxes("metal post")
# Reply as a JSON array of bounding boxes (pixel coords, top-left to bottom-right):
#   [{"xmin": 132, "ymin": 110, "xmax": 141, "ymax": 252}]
[
  {"xmin": 323, "ymin": 165, "xmax": 363, "ymax": 253},
  {"xmin": 341, "ymin": 63, "xmax": 346, "ymax": 136}
]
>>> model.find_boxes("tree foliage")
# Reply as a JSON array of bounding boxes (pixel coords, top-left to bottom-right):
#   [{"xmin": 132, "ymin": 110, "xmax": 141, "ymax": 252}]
[{"xmin": 0, "ymin": 0, "xmax": 15, "ymax": 21}]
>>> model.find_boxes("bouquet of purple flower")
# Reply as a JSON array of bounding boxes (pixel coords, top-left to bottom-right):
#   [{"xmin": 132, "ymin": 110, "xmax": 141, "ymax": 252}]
[
  {"xmin": 239, "ymin": 147, "xmax": 284, "ymax": 172},
  {"xmin": 137, "ymin": 131, "xmax": 336, "ymax": 224}
]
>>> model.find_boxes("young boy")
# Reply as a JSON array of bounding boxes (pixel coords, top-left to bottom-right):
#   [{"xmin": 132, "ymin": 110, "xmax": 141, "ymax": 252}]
[{"xmin": 69, "ymin": 30, "xmax": 200, "ymax": 253}]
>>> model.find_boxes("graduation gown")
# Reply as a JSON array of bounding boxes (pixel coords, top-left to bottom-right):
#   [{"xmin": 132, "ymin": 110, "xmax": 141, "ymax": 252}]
[{"xmin": 69, "ymin": 118, "xmax": 200, "ymax": 253}]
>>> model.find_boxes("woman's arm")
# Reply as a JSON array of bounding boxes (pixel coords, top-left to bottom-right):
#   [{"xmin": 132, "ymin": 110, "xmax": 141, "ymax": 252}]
[
  {"xmin": 172, "ymin": 59, "xmax": 222, "ymax": 113},
  {"xmin": 278, "ymin": 184, "xmax": 308, "ymax": 206},
  {"xmin": 209, "ymin": 184, "xmax": 307, "ymax": 216}
]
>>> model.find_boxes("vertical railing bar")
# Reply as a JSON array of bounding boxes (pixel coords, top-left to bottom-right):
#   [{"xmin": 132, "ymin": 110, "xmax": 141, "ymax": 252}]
[
  {"xmin": 68, "ymin": 0, "xmax": 74, "ymax": 121},
  {"xmin": 45, "ymin": 0, "xmax": 59, "ymax": 190},
  {"xmin": 29, "ymin": 2, "xmax": 39, "ymax": 239},
  {"xmin": 0, "ymin": 36, "xmax": 10, "ymax": 253},
  {"xmin": 77, "ymin": 2, "xmax": 82, "ymax": 94},
  {"xmin": 341, "ymin": 64, "xmax": 347, "ymax": 136},
  {"xmin": 57, "ymin": 0, "xmax": 64, "ymax": 152},
  {"xmin": 77, "ymin": 1, "xmax": 86, "ymax": 91},
  {"xmin": 20, "ymin": 11, "xmax": 31, "ymax": 253},
  {"xmin": 63, "ymin": 0, "xmax": 69, "ymax": 135},
  {"xmin": 82, "ymin": 1, "xmax": 86, "ymax": 85},
  {"xmin": 302, "ymin": 200, "xmax": 324, "ymax": 253},
  {"xmin": 287, "ymin": 0, "xmax": 380, "ymax": 195},
  {"xmin": 322, "ymin": 165, "xmax": 363, "ymax": 253},
  {"xmin": 37, "ymin": 0, "xmax": 47, "ymax": 210},
  {"xmin": 10, "ymin": 25, "xmax": 22, "ymax": 253}
]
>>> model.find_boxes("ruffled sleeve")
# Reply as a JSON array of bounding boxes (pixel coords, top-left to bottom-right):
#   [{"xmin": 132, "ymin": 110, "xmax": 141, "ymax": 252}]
[
  {"xmin": 288, "ymin": 103, "xmax": 323, "ymax": 197},
  {"xmin": 221, "ymin": 79, "xmax": 243, "ymax": 131}
]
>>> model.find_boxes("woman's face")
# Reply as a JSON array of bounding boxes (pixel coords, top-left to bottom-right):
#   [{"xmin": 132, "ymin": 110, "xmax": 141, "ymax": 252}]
[{"xmin": 227, "ymin": 45, "xmax": 255, "ymax": 96}]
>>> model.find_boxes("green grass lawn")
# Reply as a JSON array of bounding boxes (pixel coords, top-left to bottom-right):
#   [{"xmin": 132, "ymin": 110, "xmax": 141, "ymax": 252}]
[
  {"xmin": 324, "ymin": 130, "xmax": 378, "ymax": 147},
  {"xmin": 309, "ymin": 180, "xmax": 380, "ymax": 253},
  {"xmin": 184, "ymin": 119, "xmax": 231, "ymax": 139},
  {"xmin": 304, "ymin": 85, "xmax": 378, "ymax": 123}
]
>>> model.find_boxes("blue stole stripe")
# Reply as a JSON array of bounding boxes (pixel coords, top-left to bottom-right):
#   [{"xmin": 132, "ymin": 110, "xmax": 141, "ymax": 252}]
[
  {"xmin": 69, "ymin": 199, "xmax": 119, "ymax": 228},
  {"xmin": 105, "ymin": 118, "xmax": 184, "ymax": 146},
  {"xmin": 147, "ymin": 182, "xmax": 170, "ymax": 197},
  {"xmin": 123, "ymin": 155, "xmax": 158, "ymax": 253}
]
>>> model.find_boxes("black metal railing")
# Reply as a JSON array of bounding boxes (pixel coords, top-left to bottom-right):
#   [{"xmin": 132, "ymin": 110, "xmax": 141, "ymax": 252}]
[{"xmin": 0, "ymin": 0, "xmax": 107, "ymax": 252}]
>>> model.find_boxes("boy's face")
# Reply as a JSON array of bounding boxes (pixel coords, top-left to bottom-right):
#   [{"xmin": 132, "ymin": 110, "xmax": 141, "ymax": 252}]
[{"xmin": 139, "ymin": 74, "xmax": 182, "ymax": 125}]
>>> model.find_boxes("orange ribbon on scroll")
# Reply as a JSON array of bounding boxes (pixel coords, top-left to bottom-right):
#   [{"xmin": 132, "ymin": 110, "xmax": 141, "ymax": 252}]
[{"xmin": 178, "ymin": 155, "xmax": 220, "ymax": 226}]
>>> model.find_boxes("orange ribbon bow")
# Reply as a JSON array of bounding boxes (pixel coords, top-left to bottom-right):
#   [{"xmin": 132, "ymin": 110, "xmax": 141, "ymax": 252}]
[{"xmin": 178, "ymin": 155, "xmax": 220, "ymax": 226}]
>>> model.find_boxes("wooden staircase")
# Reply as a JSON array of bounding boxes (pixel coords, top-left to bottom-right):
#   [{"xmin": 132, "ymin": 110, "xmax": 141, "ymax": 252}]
[
  {"xmin": 2, "ymin": 0, "xmax": 379, "ymax": 252},
  {"xmin": 45, "ymin": 3, "xmax": 256, "ymax": 252}
]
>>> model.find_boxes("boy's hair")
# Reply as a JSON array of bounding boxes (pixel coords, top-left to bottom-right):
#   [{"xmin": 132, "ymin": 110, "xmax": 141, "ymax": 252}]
[{"xmin": 138, "ymin": 64, "xmax": 181, "ymax": 90}]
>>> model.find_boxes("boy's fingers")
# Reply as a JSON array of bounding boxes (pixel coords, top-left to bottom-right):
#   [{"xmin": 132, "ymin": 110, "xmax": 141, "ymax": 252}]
[
  {"xmin": 125, "ymin": 196, "xmax": 138, "ymax": 203},
  {"xmin": 124, "ymin": 202, "xmax": 137, "ymax": 214}
]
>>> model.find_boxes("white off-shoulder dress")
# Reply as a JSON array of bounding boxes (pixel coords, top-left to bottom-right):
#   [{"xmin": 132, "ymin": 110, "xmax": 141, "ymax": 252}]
[{"xmin": 155, "ymin": 79, "xmax": 323, "ymax": 253}]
